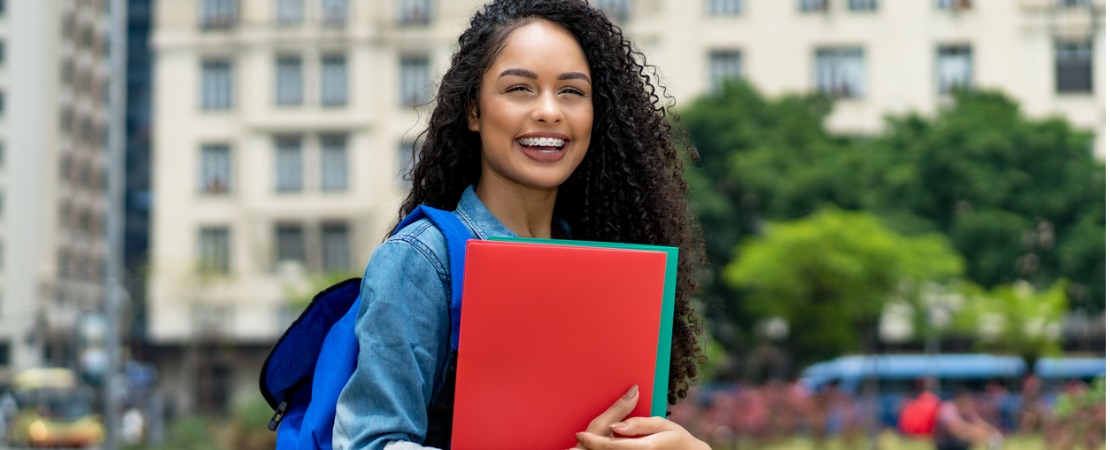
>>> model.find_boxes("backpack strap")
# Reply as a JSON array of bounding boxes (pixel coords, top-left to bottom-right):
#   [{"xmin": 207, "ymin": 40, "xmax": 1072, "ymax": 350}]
[{"xmin": 396, "ymin": 205, "xmax": 472, "ymax": 350}]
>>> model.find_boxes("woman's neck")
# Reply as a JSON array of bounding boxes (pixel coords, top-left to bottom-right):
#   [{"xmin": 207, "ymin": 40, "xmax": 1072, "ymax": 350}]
[{"xmin": 475, "ymin": 179, "xmax": 557, "ymax": 239}]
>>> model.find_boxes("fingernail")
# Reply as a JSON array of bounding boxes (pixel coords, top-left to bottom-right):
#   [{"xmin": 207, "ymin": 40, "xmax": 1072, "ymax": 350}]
[
  {"xmin": 610, "ymin": 421, "xmax": 628, "ymax": 430},
  {"xmin": 575, "ymin": 432, "xmax": 584, "ymax": 442},
  {"xmin": 623, "ymin": 385, "xmax": 638, "ymax": 400}
]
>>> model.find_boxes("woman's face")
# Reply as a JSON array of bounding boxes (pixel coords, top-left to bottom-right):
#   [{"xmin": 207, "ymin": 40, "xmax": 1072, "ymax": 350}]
[{"xmin": 469, "ymin": 19, "xmax": 593, "ymax": 194}]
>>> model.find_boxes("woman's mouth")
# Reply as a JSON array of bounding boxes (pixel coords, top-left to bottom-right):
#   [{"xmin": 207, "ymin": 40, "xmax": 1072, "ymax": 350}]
[{"xmin": 516, "ymin": 137, "xmax": 566, "ymax": 153}]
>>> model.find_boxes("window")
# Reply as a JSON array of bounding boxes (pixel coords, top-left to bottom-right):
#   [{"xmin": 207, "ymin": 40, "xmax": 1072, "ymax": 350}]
[
  {"xmin": 398, "ymin": 0, "xmax": 431, "ymax": 25},
  {"xmin": 0, "ymin": 40, "xmax": 5, "ymax": 66},
  {"xmin": 0, "ymin": 0, "xmax": 6, "ymax": 17},
  {"xmin": 275, "ymin": 136, "xmax": 303, "ymax": 192},
  {"xmin": 200, "ymin": 144, "xmax": 232, "ymax": 194},
  {"xmin": 0, "ymin": 90, "xmax": 4, "ymax": 117},
  {"xmin": 321, "ymin": 55, "xmax": 348, "ymax": 107},
  {"xmin": 201, "ymin": 0, "xmax": 237, "ymax": 30},
  {"xmin": 400, "ymin": 55, "xmax": 431, "ymax": 106},
  {"xmin": 275, "ymin": 223, "xmax": 306, "ymax": 267},
  {"xmin": 321, "ymin": 223, "xmax": 351, "ymax": 272},
  {"xmin": 275, "ymin": 55, "xmax": 303, "ymax": 106},
  {"xmin": 201, "ymin": 59, "xmax": 233, "ymax": 110},
  {"xmin": 277, "ymin": 0, "xmax": 303, "ymax": 24},
  {"xmin": 936, "ymin": 45, "xmax": 972, "ymax": 94},
  {"xmin": 199, "ymin": 226, "xmax": 230, "ymax": 274},
  {"xmin": 815, "ymin": 47, "xmax": 866, "ymax": 99},
  {"xmin": 595, "ymin": 0, "xmax": 631, "ymax": 21},
  {"xmin": 848, "ymin": 0, "xmax": 877, "ymax": 11},
  {"xmin": 320, "ymin": 134, "xmax": 348, "ymax": 191},
  {"xmin": 396, "ymin": 140, "xmax": 418, "ymax": 187},
  {"xmin": 706, "ymin": 0, "xmax": 742, "ymax": 15},
  {"xmin": 1058, "ymin": 0, "xmax": 1090, "ymax": 6},
  {"xmin": 936, "ymin": 0, "xmax": 972, "ymax": 10},
  {"xmin": 708, "ymin": 50, "xmax": 742, "ymax": 94},
  {"xmin": 800, "ymin": 0, "xmax": 828, "ymax": 12},
  {"xmin": 321, "ymin": 0, "xmax": 348, "ymax": 25},
  {"xmin": 1056, "ymin": 40, "xmax": 1092, "ymax": 93}
]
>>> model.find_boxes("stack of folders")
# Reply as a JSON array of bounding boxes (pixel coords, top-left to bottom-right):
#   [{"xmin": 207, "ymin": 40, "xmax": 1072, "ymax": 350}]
[{"xmin": 451, "ymin": 237, "xmax": 678, "ymax": 450}]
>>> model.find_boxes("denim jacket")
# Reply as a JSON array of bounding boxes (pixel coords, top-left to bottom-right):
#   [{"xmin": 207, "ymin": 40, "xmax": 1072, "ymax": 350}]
[{"xmin": 333, "ymin": 186, "xmax": 517, "ymax": 450}]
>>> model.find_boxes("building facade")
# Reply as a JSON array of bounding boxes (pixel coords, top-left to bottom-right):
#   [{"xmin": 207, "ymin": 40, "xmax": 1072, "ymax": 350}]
[
  {"xmin": 148, "ymin": 0, "xmax": 1104, "ymax": 413},
  {"xmin": 1, "ymin": 0, "xmax": 123, "ymax": 377}
]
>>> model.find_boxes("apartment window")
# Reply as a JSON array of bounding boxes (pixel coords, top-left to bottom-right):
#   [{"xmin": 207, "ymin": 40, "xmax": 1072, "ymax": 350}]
[
  {"xmin": 706, "ymin": 0, "xmax": 742, "ymax": 15},
  {"xmin": 275, "ymin": 56, "xmax": 303, "ymax": 106},
  {"xmin": 1058, "ymin": 0, "xmax": 1090, "ymax": 6},
  {"xmin": 275, "ymin": 223, "xmax": 306, "ymax": 267},
  {"xmin": 595, "ymin": 0, "xmax": 631, "ymax": 21},
  {"xmin": 396, "ymin": 140, "xmax": 418, "ymax": 187},
  {"xmin": 848, "ymin": 0, "xmax": 877, "ymax": 11},
  {"xmin": 275, "ymin": 0, "xmax": 301, "ymax": 24},
  {"xmin": 321, "ymin": 223, "xmax": 351, "ymax": 272},
  {"xmin": 0, "ymin": 40, "xmax": 5, "ymax": 66},
  {"xmin": 201, "ymin": 59, "xmax": 233, "ymax": 110},
  {"xmin": 0, "ymin": 0, "xmax": 6, "ymax": 17},
  {"xmin": 800, "ymin": 0, "xmax": 828, "ymax": 12},
  {"xmin": 276, "ymin": 0, "xmax": 304, "ymax": 24},
  {"xmin": 0, "ymin": 342, "xmax": 8, "ymax": 366},
  {"xmin": 201, "ymin": 0, "xmax": 237, "ymax": 30},
  {"xmin": 1056, "ymin": 40, "xmax": 1092, "ymax": 93},
  {"xmin": 62, "ymin": 60, "xmax": 74, "ymax": 85},
  {"xmin": 200, "ymin": 144, "xmax": 232, "ymax": 194},
  {"xmin": 400, "ymin": 55, "xmax": 431, "ymax": 106},
  {"xmin": 937, "ymin": 45, "xmax": 972, "ymax": 94},
  {"xmin": 320, "ymin": 134, "xmax": 348, "ymax": 191},
  {"xmin": 815, "ymin": 47, "xmax": 866, "ymax": 99},
  {"xmin": 321, "ymin": 55, "xmax": 348, "ymax": 107},
  {"xmin": 708, "ymin": 50, "xmax": 742, "ymax": 94},
  {"xmin": 0, "ymin": 90, "xmax": 4, "ymax": 117},
  {"xmin": 199, "ymin": 226, "xmax": 231, "ymax": 274},
  {"xmin": 321, "ymin": 0, "xmax": 348, "ymax": 25},
  {"xmin": 936, "ymin": 0, "xmax": 972, "ymax": 10},
  {"xmin": 398, "ymin": 0, "xmax": 432, "ymax": 25},
  {"xmin": 275, "ymin": 136, "xmax": 304, "ymax": 192}
]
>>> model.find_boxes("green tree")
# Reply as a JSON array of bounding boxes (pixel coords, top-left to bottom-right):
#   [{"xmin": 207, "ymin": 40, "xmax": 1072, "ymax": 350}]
[
  {"xmin": 723, "ymin": 209, "xmax": 963, "ymax": 365},
  {"xmin": 949, "ymin": 280, "xmax": 1069, "ymax": 360},
  {"xmin": 868, "ymin": 91, "xmax": 1105, "ymax": 310}
]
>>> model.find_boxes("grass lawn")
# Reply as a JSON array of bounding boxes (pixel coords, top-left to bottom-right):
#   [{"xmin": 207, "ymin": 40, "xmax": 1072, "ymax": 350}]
[{"xmin": 709, "ymin": 433, "xmax": 1104, "ymax": 449}]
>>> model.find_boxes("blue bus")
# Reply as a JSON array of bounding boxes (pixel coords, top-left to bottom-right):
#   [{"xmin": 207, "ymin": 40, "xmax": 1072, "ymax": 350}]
[{"xmin": 799, "ymin": 354, "xmax": 1105, "ymax": 430}]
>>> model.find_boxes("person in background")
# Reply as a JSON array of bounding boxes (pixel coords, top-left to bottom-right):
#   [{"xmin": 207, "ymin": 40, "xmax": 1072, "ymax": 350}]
[{"xmin": 933, "ymin": 388, "xmax": 1003, "ymax": 450}]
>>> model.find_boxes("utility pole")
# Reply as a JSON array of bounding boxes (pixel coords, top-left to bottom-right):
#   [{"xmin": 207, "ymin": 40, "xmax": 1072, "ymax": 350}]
[{"xmin": 103, "ymin": 0, "xmax": 129, "ymax": 448}]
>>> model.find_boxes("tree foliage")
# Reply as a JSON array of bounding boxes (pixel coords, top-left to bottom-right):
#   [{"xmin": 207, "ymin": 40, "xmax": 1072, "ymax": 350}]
[{"xmin": 724, "ymin": 209, "xmax": 963, "ymax": 364}]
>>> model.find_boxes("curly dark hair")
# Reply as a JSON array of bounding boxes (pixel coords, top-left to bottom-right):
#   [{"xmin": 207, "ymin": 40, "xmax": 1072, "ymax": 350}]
[{"xmin": 395, "ymin": 0, "xmax": 705, "ymax": 405}]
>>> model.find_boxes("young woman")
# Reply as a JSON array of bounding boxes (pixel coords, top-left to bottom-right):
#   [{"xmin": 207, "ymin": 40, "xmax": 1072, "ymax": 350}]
[{"xmin": 334, "ymin": 1, "xmax": 708, "ymax": 449}]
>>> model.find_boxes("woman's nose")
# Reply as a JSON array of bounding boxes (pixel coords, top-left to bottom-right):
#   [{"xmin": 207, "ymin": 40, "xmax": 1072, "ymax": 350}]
[{"xmin": 532, "ymin": 92, "xmax": 562, "ymax": 123}]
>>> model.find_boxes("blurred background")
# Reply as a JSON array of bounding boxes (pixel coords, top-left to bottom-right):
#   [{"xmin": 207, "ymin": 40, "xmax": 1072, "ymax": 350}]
[{"xmin": 0, "ymin": 0, "xmax": 1104, "ymax": 449}]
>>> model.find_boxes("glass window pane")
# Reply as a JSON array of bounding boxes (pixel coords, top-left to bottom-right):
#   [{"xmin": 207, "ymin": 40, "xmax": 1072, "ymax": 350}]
[
  {"xmin": 201, "ymin": 60, "xmax": 232, "ymax": 110},
  {"xmin": 321, "ymin": 55, "xmax": 348, "ymax": 106},
  {"xmin": 275, "ymin": 136, "xmax": 303, "ymax": 192},
  {"xmin": 321, "ymin": 134, "xmax": 348, "ymax": 191},
  {"xmin": 199, "ymin": 227, "xmax": 230, "ymax": 274},
  {"xmin": 200, "ymin": 144, "xmax": 232, "ymax": 194},
  {"xmin": 277, "ymin": 0, "xmax": 303, "ymax": 24},
  {"xmin": 321, "ymin": 223, "xmax": 350, "ymax": 272},
  {"xmin": 400, "ymin": 55, "xmax": 430, "ymax": 106},
  {"xmin": 275, "ymin": 223, "xmax": 306, "ymax": 266},
  {"xmin": 276, "ymin": 56, "xmax": 303, "ymax": 106},
  {"xmin": 708, "ymin": 50, "xmax": 742, "ymax": 93}
]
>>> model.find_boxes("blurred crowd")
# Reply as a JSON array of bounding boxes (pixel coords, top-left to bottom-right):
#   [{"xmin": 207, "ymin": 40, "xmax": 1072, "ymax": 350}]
[{"xmin": 668, "ymin": 376, "xmax": 1105, "ymax": 449}]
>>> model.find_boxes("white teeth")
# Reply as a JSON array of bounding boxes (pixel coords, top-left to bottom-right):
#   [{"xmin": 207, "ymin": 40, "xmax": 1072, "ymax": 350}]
[{"xmin": 518, "ymin": 137, "xmax": 566, "ymax": 147}]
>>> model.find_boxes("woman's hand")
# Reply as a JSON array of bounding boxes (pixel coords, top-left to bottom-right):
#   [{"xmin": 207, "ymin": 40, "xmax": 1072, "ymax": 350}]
[{"xmin": 572, "ymin": 386, "xmax": 710, "ymax": 450}]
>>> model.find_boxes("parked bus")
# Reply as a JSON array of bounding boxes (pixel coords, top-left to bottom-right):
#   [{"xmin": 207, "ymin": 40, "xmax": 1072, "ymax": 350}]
[
  {"xmin": 5, "ymin": 368, "xmax": 105, "ymax": 448},
  {"xmin": 799, "ymin": 353, "xmax": 1105, "ymax": 430}
]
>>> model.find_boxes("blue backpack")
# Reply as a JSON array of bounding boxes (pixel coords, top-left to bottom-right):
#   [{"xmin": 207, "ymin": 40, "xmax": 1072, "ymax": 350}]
[{"xmin": 259, "ymin": 205, "xmax": 472, "ymax": 450}]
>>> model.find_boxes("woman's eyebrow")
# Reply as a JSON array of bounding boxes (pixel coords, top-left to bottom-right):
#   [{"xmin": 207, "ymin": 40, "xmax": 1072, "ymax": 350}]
[{"xmin": 497, "ymin": 68, "xmax": 591, "ymax": 84}]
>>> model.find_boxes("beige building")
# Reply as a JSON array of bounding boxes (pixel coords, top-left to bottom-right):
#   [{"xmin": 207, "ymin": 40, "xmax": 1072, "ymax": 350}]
[
  {"xmin": 148, "ymin": 0, "xmax": 1104, "ymax": 413},
  {"xmin": 1, "ymin": 0, "xmax": 120, "ymax": 376}
]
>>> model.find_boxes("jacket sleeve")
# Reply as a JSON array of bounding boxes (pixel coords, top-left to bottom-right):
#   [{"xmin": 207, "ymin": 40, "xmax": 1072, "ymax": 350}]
[{"xmin": 333, "ymin": 236, "xmax": 452, "ymax": 450}]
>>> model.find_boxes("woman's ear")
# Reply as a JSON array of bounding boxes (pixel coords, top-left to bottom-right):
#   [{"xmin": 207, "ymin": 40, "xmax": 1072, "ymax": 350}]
[{"xmin": 468, "ymin": 102, "xmax": 480, "ymax": 132}]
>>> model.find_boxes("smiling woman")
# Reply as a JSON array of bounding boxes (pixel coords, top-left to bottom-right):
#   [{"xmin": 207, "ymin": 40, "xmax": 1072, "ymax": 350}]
[{"xmin": 332, "ymin": 1, "xmax": 709, "ymax": 449}]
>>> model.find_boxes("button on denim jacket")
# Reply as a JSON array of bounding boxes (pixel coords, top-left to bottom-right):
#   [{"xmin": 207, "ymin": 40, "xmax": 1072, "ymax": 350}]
[{"xmin": 333, "ymin": 186, "xmax": 517, "ymax": 450}]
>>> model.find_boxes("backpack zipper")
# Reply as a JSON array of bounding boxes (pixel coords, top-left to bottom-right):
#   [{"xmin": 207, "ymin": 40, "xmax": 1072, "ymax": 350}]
[{"xmin": 267, "ymin": 401, "xmax": 288, "ymax": 431}]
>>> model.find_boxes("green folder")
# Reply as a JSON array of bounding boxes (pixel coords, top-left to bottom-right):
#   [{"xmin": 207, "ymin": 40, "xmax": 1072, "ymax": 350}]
[{"xmin": 489, "ymin": 236, "xmax": 677, "ymax": 417}]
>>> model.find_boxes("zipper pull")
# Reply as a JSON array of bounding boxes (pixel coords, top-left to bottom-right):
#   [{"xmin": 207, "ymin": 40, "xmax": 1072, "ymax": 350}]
[{"xmin": 267, "ymin": 401, "xmax": 288, "ymax": 431}]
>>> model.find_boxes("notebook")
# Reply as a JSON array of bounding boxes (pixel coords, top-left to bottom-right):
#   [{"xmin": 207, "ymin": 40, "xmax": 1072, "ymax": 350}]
[{"xmin": 451, "ymin": 238, "xmax": 677, "ymax": 450}]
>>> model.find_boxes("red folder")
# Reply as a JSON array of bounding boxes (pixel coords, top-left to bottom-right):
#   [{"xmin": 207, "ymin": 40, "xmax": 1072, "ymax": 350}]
[{"xmin": 451, "ymin": 239, "xmax": 670, "ymax": 450}]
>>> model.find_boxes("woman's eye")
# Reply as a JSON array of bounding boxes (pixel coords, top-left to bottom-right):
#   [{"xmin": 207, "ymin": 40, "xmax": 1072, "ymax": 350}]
[
  {"xmin": 560, "ymin": 87, "xmax": 587, "ymax": 97},
  {"xmin": 506, "ymin": 85, "xmax": 530, "ymax": 93}
]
